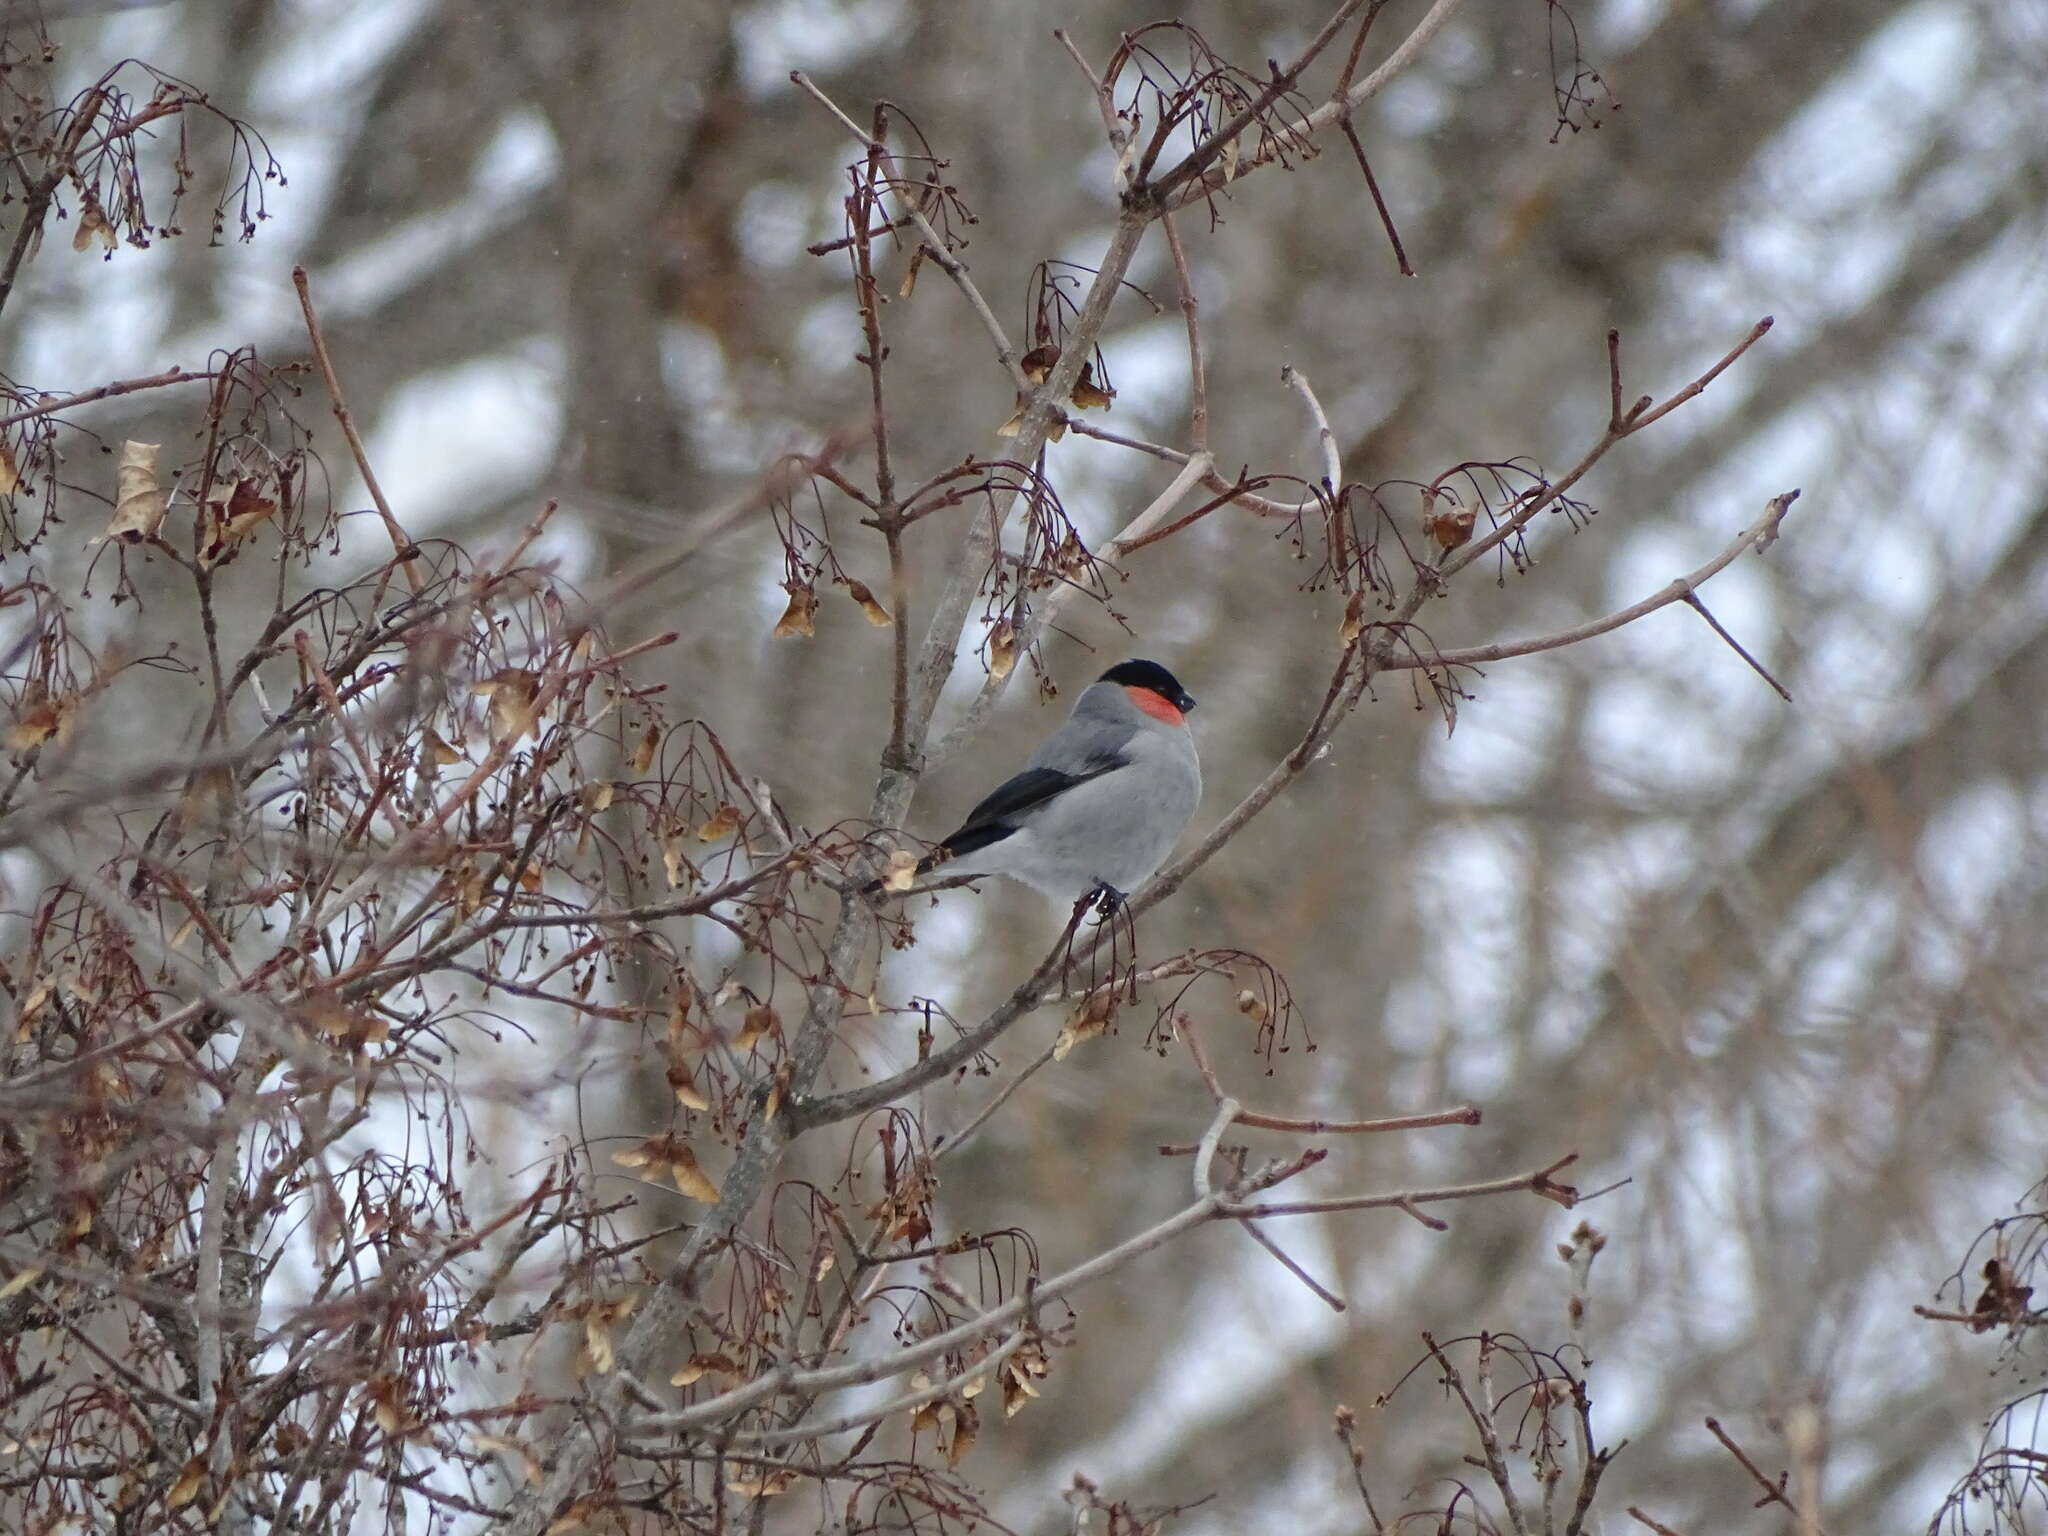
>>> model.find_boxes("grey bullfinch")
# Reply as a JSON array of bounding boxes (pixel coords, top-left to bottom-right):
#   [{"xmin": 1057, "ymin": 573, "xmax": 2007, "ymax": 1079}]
[{"xmin": 868, "ymin": 659, "xmax": 1200, "ymax": 902}]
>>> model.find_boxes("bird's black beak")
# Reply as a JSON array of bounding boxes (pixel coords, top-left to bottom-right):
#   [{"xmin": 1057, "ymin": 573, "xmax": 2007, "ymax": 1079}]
[{"xmin": 1177, "ymin": 690, "xmax": 1197, "ymax": 713}]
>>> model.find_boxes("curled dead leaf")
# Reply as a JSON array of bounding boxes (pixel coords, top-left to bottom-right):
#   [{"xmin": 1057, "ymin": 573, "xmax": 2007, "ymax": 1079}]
[
  {"xmin": 472, "ymin": 668, "xmax": 543, "ymax": 744},
  {"xmin": 1423, "ymin": 491, "xmax": 1476, "ymax": 552},
  {"xmin": 100, "ymin": 440, "xmax": 167, "ymax": 544},
  {"xmin": 6, "ymin": 689, "xmax": 75, "ymax": 754},
  {"xmin": 419, "ymin": 727, "xmax": 465, "ymax": 768},
  {"xmin": 669, "ymin": 1144, "xmax": 721, "ymax": 1203},
  {"xmin": 670, "ymin": 1351, "xmax": 740, "ymax": 1387},
  {"xmin": 772, "ymin": 584, "xmax": 817, "ymax": 638},
  {"xmin": 471, "ymin": 1432, "xmax": 544, "ymax": 1486},
  {"xmin": 630, "ymin": 723, "xmax": 660, "ymax": 774},
  {"xmin": 847, "ymin": 578, "xmax": 892, "ymax": 626},
  {"xmin": 696, "ymin": 803, "xmax": 740, "ymax": 843},
  {"xmin": 1236, "ymin": 988, "xmax": 1270, "ymax": 1026},
  {"xmin": 0, "ymin": 441, "xmax": 19, "ymax": 495},
  {"xmin": 734, "ymin": 1002, "xmax": 777, "ymax": 1052},
  {"xmin": 1339, "ymin": 592, "xmax": 1365, "ymax": 646},
  {"xmin": 987, "ymin": 619, "xmax": 1016, "ymax": 679},
  {"xmin": 727, "ymin": 1468, "xmax": 793, "ymax": 1499},
  {"xmin": 882, "ymin": 848, "xmax": 919, "ymax": 892},
  {"xmin": 166, "ymin": 1457, "xmax": 204, "ymax": 1509},
  {"xmin": 1054, "ymin": 993, "xmax": 1114, "ymax": 1061},
  {"xmin": 1019, "ymin": 343, "xmax": 1061, "ymax": 383},
  {"xmin": 72, "ymin": 204, "xmax": 116, "ymax": 254},
  {"xmin": 1070, "ymin": 361, "xmax": 1115, "ymax": 411},
  {"xmin": 201, "ymin": 476, "xmax": 279, "ymax": 566},
  {"xmin": 667, "ymin": 1055, "xmax": 710, "ymax": 1111}
]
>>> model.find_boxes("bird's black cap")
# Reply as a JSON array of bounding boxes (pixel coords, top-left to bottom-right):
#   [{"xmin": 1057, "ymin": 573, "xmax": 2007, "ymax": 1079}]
[{"xmin": 1099, "ymin": 658, "xmax": 1196, "ymax": 713}]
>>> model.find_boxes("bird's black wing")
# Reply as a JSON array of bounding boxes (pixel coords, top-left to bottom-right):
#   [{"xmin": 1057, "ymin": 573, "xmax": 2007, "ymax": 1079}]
[{"xmin": 935, "ymin": 754, "xmax": 1127, "ymax": 861}]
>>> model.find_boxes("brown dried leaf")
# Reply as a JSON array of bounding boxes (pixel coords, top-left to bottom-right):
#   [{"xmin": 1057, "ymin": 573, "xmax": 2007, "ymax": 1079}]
[
  {"xmin": 583, "ymin": 1322, "xmax": 614, "ymax": 1375},
  {"xmin": 881, "ymin": 849, "xmax": 919, "ymax": 892},
  {"xmin": 100, "ymin": 440, "xmax": 167, "ymax": 544},
  {"xmin": 696, "ymin": 803, "xmax": 740, "ymax": 843},
  {"xmin": 727, "ymin": 1468, "xmax": 792, "ymax": 1498},
  {"xmin": 660, "ymin": 837, "xmax": 689, "ymax": 891},
  {"xmin": 419, "ymin": 727, "xmax": 465, "ymax": 768},
  {"xmin": 995, "ymin": 395, "xmax": 1027, "ymax": 438},
  {"xmin": 1019, "ymin": 343, "xmax": 1061, "ymax": 383},
  {"xmin": 6, "ymin": 692, "xmax": 74, "ymax": 754},
  {"xmin": 669, "ymin": 1144, "xmax": 721, "ymax": 1203},
  {"xmin": 72, "ymin": 205, "xmax": 116, "ymax": 254},
  {"xmin": 1053, "ymin": 993, "xmax": 1114, "ymax": 1061},
  {"xmin": 734, "ymin": 1002, "xmax": 777, "ymax": 1052},
  {"xmin": 201, "ymin": 477, "xmax": 278, "ymax": 565},
  {"xmin": 1070, "ymin": 362, "xmax": 1115, "ymax": 411},
  {"xmin": 166, "ymin": 1458, "xmax": 204, "ymax": 1509},
  {"xmin": 1236, "ymin": 988, "xmax": 1270, "ymax": 1026},
  {"xmin": 580, "ymin": 780, "xmax": 615, "ymax": 813},
  {"xmin": 1422, "ymin": 491, "xmax": 1476, "ymax": 552},
  {"xmin": 898, "ymin": 243, "xmax": 925, "ymax": 297},
  {"xmin": 0, "ymin": 1266, "xmax": 42, "ymax": 1299},
  {"xmin": 667, "ymin": 1056, "xmax": 710, "ymax": 1111},
  {"xmin": 847, "ymin": 578, "xmax": 892, "ymax": 626},
  {"xmin": 772, "ymin": 584, "xmax": 817, "ymax": 638},
  {"xmin": 987, "ymin": 619, "xmax": 1016, "ymax": 679},
  {"xmin": 1339, "ymin": 592, "xmax": 1365, "ymax": 646},
  {"xmin": 0, "ymin": 442, "xmax": 19, "ymax": 495},
  {"xmin": 630, "ymin": 723, "xmax": 660, "ymax": 774},
  {"xmin": 473, "ymin": 668, "xmax": 542, "ymax": 744},
  {"xmin": 471, "ymin": 1432, "xmax": 544, "ymax": 1486},
  {"xmin": 362, "ymin": 1376, "xmax": 405, "ymax": 1434},
  {"xmin": 947, "ymin": 1402, "xmax": 979, "ymax": 1465},
  {"xmin": 175, "ymin": 764, "xmax": 235, "ymax": 834}
]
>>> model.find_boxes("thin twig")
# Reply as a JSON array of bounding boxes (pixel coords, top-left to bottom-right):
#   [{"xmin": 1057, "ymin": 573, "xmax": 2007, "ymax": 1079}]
[
  {"xmin": 1228, "ymin": 1154, "xmax": 1580, "ymax": 1219},
  {"xmin": 0, "ymin": 366, "xmax": 218, "ymax": 429},
  {"xmin": 1428, "ymin": 1333, "xmax": 1532, "ymax": 1536},
  {"xmin": 925, "ymin": 449, "xmax": 1215, "ymax": 767},
  {"xmin": 291, "ymin": 266, "xmax": 420, "ymax": 592},
  {"xmin": 1193, "ymin": 1098, "xmax": 1241, "ymax": 1197},
  {"xmin": 1160, "ymin": 212, "xmax": 1209, "ymax": 452},
  {"xmin": 1052, "ymin": 29, "xmax": 1121, "ymax": 147},
  {"xmin": 1683, "ymin": 590, "xmax": 1793, "ymax": 700},
  {"xmin": 790, "ymin": 71, "xmax": 1026, "ymax": 391},
  {"xmin": 1284, "ymin": 364, "xmax": 1342, "ymax": 494},
  {"xmin": 1066, "ymin": 420, "xmax": 1305, "ymax": 519},
  {"xmin": 1705, "ymin": 1416, "xmax": 1800, "ymax": 1515},
  {"xmin": 1380, "ymin": 490, "xmax": 1799, "ymax": 680}
]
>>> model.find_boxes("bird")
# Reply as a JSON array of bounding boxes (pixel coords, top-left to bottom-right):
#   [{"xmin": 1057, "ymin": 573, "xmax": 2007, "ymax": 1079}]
[{"xmin": 867, "ymin": 658, "xmax": 1201, "ymax": 904}]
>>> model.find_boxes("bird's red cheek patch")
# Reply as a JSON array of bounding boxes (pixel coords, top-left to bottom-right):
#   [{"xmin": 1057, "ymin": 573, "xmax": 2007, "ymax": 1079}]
[{"xmin": 1124, "ymin": 685, "xmax": 1184, "ymax": 726}]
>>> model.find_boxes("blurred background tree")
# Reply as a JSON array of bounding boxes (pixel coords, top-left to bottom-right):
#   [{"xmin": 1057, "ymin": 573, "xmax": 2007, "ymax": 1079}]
[{"xmin": 4, "ymin": 0, "xmax": 2047, "ymax": 1532}]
